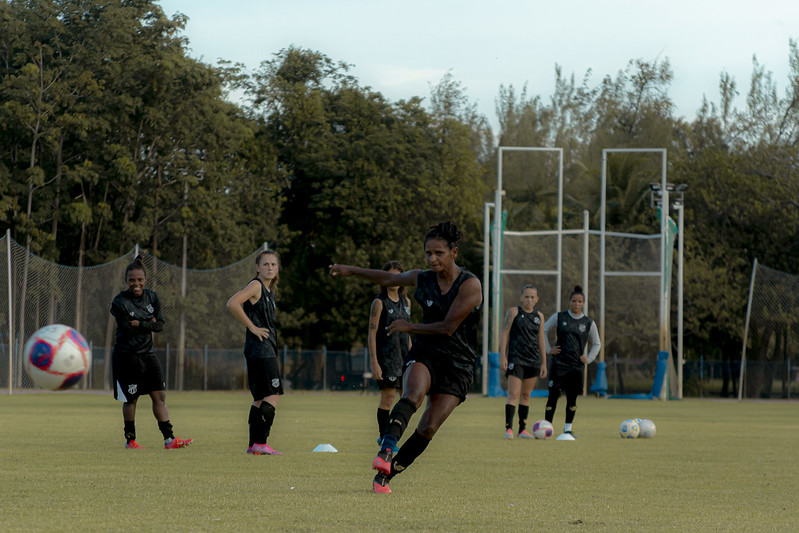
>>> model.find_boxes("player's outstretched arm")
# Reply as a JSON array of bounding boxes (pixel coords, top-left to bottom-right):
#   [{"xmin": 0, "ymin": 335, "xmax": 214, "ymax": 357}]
[{"xmin": 329, "ymin": 264, "xmax": 419, "ymax": 287}]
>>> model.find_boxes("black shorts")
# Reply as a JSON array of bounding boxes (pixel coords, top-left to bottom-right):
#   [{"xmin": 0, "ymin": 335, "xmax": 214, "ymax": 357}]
[
  {"xmin": 505, "ymin": 362, "xmax": 540, "ymax": 380},
  {"xmin": 245, "ymin": 355, "xmax": 284, "ymax": 400},
  {"xmin": 377, "ymin": 375, "xmax": 402, "ymax": 390},
  {"xmin": 547, "ymin": 366, "xmax": 583, "ymax": 397},
  {"xmin": 113, "ymin": 352, "xmax": 165, "ymax": 402},
  {"xmin": 406, "ymin": 350, "xmax": 473, "ymax": 403}
]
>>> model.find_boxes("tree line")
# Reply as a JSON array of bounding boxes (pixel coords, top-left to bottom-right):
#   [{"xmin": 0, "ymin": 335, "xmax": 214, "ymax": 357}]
[{"xmin": 2, "ymin": 0, "xmax": 798, "ymax": 359}]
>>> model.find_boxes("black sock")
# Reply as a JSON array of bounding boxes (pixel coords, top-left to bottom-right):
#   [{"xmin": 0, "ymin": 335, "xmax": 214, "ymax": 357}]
[
  {"xmin": 258, "ymin": 402, "xmax": 276, "ymax": 442},
  {"xmin": 504, "ymin": 404, "xmax": 515, "ymax": 430},
  {"xmin": 377, "ymin": 408, "xmax": 390, "ymax": 439},
  {"xmin": 388, "ymin": 430, "xmax": 430, "ymax": 480},
  {"xmin": 518, "ymin": 404, "xmax": 529, "ymax": 432},
  {"xmin": 158, "ymin": 420, "xmax": 174, "ymax": 441},
  {"xmin": 248, "ymin": 405, "xmax": 261, "ymax": 446},
  {"xmin": 124, "ymin": 421, "xmax": 136, "ymax": 442},
  {"xmin": 386, "ymin": 398, "xmax": 417, "ymax": 441}
]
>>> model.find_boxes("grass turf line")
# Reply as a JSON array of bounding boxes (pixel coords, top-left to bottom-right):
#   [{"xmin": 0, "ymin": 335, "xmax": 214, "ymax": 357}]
[{"xmin": 0, "ymin": 391, "xmax": 797, "ymax": 531}]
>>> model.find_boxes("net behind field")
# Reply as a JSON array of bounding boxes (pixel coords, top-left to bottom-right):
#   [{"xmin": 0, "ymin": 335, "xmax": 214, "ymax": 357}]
[
  {"xmin": 0, "ymin": 236, "xmax": 351, "ymax": 392},
  {"xmin": 742, "ymin": 263, "xmax": 799, "ymax": 399},
  {"xmin": 500, "ymin": 231, "xmax": 660, "ymax": 395}
]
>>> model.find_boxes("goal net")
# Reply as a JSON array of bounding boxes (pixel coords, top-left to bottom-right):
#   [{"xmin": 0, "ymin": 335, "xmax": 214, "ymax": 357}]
[{"xmin": 740, "ymin": 261, "xmax": 799, "ymax": 399}]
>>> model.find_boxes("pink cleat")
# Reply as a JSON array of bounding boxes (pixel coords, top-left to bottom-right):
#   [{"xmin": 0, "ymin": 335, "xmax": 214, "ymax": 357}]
[
  {"xmin": 373, "ymin": 473, "xmax": 392, "ymax": 494},
  {"xmin": 126, "ymin": 440, "xmax": 145, "ymax": 449},
  {"xmin": 164, "ymin": 437, "xmax": 193, "ymax": 449},
  {"xmin": 251, "ymin": 442, "xmax": 282, "ymax": 455}
]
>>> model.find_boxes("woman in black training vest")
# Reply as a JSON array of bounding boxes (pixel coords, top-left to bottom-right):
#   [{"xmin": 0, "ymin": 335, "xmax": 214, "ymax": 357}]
[
  {"xmin": 368, "ymin": 261, "xmax": 412, "ymax": 448},
  {"xmin": 227, "ymin": 249, "xmax": 284, "ymax": 456},
  {"xmin": 500, "ymin": 285, "xmax": 547, "ymax": 439},
  {"xmin": 330, "ymin": 222, "xmax": 482, "ymax": 494},
  {"xmin": 542, "ymin": 285, "xmax": 600, "ymax": 439},
  {"xmin": 111, "ymin": 256, "xmax": 192, "ymax": 450}
]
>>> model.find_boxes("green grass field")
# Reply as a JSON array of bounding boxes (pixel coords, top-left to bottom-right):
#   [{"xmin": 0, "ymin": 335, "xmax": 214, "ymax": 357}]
[{"xmin": 1, "ymin": 391, "xmax": 797, "ymax": 532}]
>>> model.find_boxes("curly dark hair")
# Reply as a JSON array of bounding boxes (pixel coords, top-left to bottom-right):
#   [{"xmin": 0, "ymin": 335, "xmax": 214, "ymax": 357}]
[{"xmin": 424, "ymin": 221, "xmax": 462, "ymax": 249}]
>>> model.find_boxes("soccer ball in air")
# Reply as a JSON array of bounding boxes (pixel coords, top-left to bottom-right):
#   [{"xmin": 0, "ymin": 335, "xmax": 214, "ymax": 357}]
[
  {"xmin": 637, "ymin": 419, "xmax": 656, "ymax": 438},
  {"xmin": 23, "ymin": 324, "xmax": 91, "ymax": 390},
  {"xmin": 532, "ymin": 419, "xmax": 554, "ymax": 439},
  {"xmin": 619, "ymin": 419, "xmax": 640, "ymax": 439}
]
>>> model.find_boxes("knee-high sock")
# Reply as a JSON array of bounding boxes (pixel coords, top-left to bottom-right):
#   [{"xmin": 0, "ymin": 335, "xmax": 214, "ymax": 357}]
[
  {"xmin": 124, "ymin": 421, "xmax": 136, "ymax": 442},
  {"xmin": 258, "ymin": 402, "xmax": 276, "ymax": 441},
  {"xmin": 565, "ymin": 392, "xmax": 578, "ymax": 424},
  {"xmin": 518, "ymin": 404, "xmax": 529, "ymax": 432},
  {"xmin": 377, "ymin": 408, "xmax": 390, "ymax": 439},
  {"xmin": 248, "ymin": 405, "xmax": 262, "ymax": 446},
  {"xmin": 505, "ymin": 404, "xmax": 516, "ymax": 430},
  {"xmin": 545, "ymin": 388, "xmax": 559, "ymax": 423},
  {"xmin": 382, "ymin": 398, "xmax": 417, "ymax": 449},
  {"xmin": 158, "ymin": 420, "xmax": 174, "ymax": 441},
  {"xmin": 388, "ymin": 430, "xmax": 430, "ymax": 480}
]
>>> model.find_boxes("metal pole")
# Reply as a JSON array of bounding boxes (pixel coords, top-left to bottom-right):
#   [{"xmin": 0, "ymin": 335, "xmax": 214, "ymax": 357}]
[
  {"xmin": 556, "ymin": 149, "xmax": 563, "ymax": 312},
  {"xmin": 482, "ymin": 201, "xmax": 494, "ymax": 396},
  {"xmin": 582, "ymin": 209, "xmax": 589, "ymax": 319},
  {"xmin": 322, "ymin": 346, "xmax": 327, "ymax": 391},
  {"xmin": 599, "ymin": 151, "xmax": 607, "ymax": 364},
  {"xmin": 677, "ymin": 203, "xmax": 685, "ymax": 399},
  {"xmin": 739, "ymin": 258, "xmax": 758, "ymax": 400},
  {"xmin": 659, "ymin": 152, "xmax": 669, "ymax": 354},
  {"xmin": 7, "ymin": 229, "xmax": 12, "ymax": 395},
  {"xmin": 492, "ymin": 149, "xmax": 504, "ymax": 354},
  {"xmin": 203, "ymin": 345, "xmax": 208, "ymax": 391}
]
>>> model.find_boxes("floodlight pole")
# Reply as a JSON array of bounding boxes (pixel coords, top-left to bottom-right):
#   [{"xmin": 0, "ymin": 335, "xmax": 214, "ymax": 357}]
[
  {"xmin": 482, "ymin": 201, "xmax": 494, "ymax": 396},
  {"xmin": 6, "ymin": 229, "xmax": 12, "ymax": 395},
  {"xmin": 676, "ymin": 198, "xmax": 685, "ymax": 400}
]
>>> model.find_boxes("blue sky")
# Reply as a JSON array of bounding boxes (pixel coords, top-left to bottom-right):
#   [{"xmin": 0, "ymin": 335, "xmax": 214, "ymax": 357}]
[{"xmin": 158, "ymin": 0, "xmax": 799, "ymax": 129}]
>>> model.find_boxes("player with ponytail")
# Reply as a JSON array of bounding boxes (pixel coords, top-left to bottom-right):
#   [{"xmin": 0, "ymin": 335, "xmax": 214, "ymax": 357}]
[
  {"xmin": 542, "ymin": 285, "xmax": 600, "ymax": 439},
  {"xmin": 227, "ymin": 249, "xmax": 284, "ymax": 456}
]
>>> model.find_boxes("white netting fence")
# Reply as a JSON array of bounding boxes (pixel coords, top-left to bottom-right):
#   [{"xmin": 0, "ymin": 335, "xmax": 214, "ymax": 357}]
[
  {"xmin": 500, "ymin": 230, "xmax": 661, "ymax": 395},
  {"xmin": 740, "ymin": 262, "xmax": 799, "ymax": 399},
  {"xmin": 0, "ymin": 234, "xmax": 367, "ymax": 393}
]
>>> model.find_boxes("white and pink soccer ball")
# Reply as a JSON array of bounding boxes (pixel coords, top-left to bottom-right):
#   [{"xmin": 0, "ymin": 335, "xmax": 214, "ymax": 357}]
[
  {"xmin": 23, "ymin": 324, "xmax": 91, "ymax": 390},
  {"xmin": 532, "ymin": 419, "xmax": 554, "ymax": 439}
]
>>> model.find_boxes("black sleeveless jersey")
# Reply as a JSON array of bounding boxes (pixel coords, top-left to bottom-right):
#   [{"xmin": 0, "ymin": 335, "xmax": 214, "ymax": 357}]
[
  {"xmin": 507, "ymin": 306, "xmax": 542, "ymax": 367},
  {"xmin": 110, "ymin": 288, "xmax": 164, "ymax": 357},
  {"xmin": 412, "ymin": 268, "xmax": 480, "ymax": 371},
  {"xmin": 375, "ymin": 294, "xmax": 410, "ymax": 375},
  {"xmin": 551, "ymin": 310, "xmax": 594, "ymax": 374},
  {"xmin": 243, "ymin": 278, "xmax": 277, "ymax": 357}
]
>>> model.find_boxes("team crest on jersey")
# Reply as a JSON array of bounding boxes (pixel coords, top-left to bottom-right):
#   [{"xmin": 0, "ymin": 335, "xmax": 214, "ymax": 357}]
[
  {"xmin": 562, "ymin": 321, "xmax": 567, "ymax": 327},
  {"xmin": 579, "ymin": 324, "xmax": 586, "ymax": 332},
  {"xmin": 533, "ymin": 316, "xmax": 540, "ymax": 324},
  {"xmin": 272, "ymin": 378, "xmax": 280, "ymax": 388},
  {"xmin": 404, "ymin": 306, "xmax": 410, "ymax": 314},
  {"xmin": 127, "ymin": 384, "xmax": 138, "ymax": 395},
  {"xmin": 426, "ymin": 300, "xmax": 433, "ymax": 307},
  {"xmin": 146, "ymin": 304, "xmax": 154, "ymax": 313}
]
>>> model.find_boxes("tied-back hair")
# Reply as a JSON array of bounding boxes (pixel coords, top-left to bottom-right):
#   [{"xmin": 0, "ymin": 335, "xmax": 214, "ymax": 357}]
[
  {"xmin": 570, "ymin": 285, "xmax": 585, "ymax": 299},
  {"xmin": 425, "ymin": 221, "xmax": 462, "ymax": 249},
  {"xmin": 379, "ymin": 260, "xmax": 406, "ymax": 298},
  {"xmin": 125, "ymin": 255, "xmax": 146, "ymax": 279},
  {"xmin": 521, "ymin": 284, "xmax": 538, "ymax": 294},
  {"xmin": 255, "ymin": 249, "xmax": 280, "ymax": 290}
]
